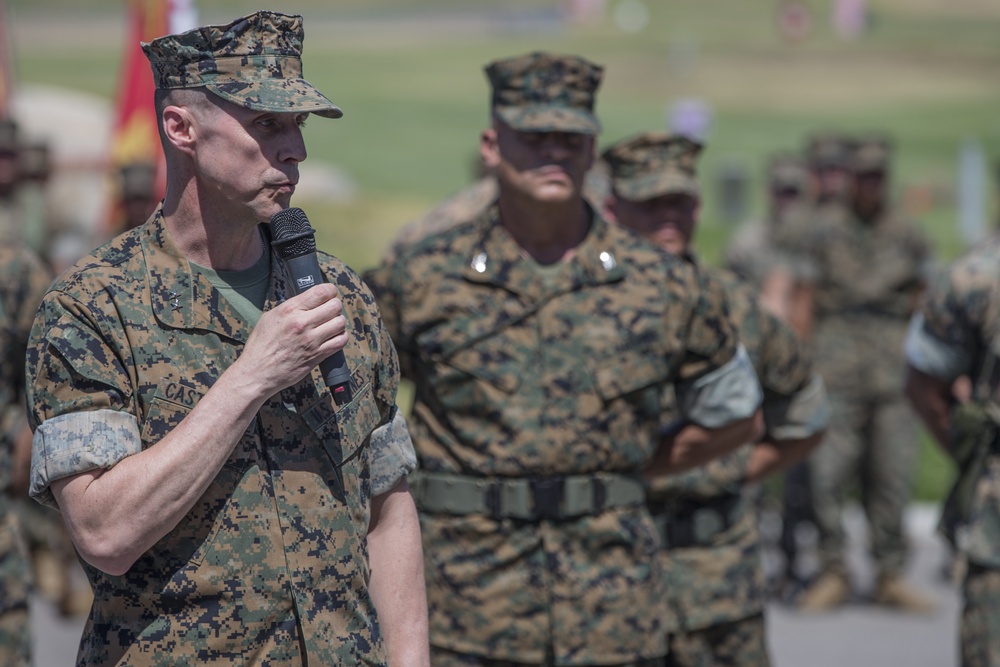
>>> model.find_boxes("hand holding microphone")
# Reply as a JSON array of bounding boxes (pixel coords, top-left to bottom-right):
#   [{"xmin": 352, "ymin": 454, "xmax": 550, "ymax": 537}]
[{"xmin": 271, "ymin": 207, "xmax": 355, "ymax": 406}]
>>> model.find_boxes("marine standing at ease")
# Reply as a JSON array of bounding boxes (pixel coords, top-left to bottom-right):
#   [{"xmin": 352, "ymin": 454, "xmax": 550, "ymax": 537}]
[
  {"xmin": 602, "ymin": 131, "xmax": 829, "ymax": 667},
  {"xmin": 365, "ymin": 52, "xmax": 763, "ymax": 666},
  {"xmin": 783, "ymin": 135, "xmax": 936, "ymax": 612},
  {"xmin": 24, "ymin": 11, "xmax": 428, "ymax": 666}
]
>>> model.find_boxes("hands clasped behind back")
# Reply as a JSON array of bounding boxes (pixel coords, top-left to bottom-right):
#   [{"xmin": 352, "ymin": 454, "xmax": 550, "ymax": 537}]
[{"xmin": 241, "ymin": 283, "xmax": 348, "ymax": 396}]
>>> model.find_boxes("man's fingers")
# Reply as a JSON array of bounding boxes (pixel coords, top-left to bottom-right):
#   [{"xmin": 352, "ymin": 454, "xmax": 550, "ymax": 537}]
[{"xmin": 289, "ymin": 282, "xmax": 339, "ymax": 310}]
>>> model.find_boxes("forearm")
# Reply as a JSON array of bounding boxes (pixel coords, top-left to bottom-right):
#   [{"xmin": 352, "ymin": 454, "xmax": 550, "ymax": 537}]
[
  {"xmin": 52, "ymin": 358, "xmax": 269, "ymax": 575},
  {"xmin": 904, "ymin": 365, "xmax": 953, "ymax": 452},
  {"xmin": 647, "ymin": 411, "xmax": 762, "ymax": 477},
  {"xmin": 367, "ymin": 479, "xmax": 430, "ymax": 667},
  {"xmin": 745, "ymin": 430, "xmax": 823, "ymax": 483}
]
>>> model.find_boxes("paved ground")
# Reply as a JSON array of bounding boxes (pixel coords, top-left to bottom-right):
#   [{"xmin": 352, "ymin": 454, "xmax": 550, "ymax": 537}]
[{"xmin": 30, "ymin": 503, "xmax": 961, "ymax": 667}]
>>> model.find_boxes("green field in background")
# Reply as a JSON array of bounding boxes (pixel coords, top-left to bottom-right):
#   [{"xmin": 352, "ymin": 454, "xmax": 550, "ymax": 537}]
[{"xmin": 11, "ymin": 0, "xmax": 998, "ymax": 500}]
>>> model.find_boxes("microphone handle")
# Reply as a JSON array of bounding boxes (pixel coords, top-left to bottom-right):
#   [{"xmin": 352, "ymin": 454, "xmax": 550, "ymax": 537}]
[{"xmin": 281, "ymin": 253, "xmax": 355, "ymax": 406}]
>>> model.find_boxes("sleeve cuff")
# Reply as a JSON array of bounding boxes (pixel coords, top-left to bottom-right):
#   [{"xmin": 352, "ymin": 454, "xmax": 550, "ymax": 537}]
[
  {"xmin": 675, "ymin": 344, "xmax": 763, "ymax": 428},
  {"xmin": 904, "ymin": 313, "xmax": 968, "ymax": 381},
  {"xmin": 765, "ymin": 372, "xmax": 831, "ymax": 441},
  {"xmin": 369, "ymin": 410, "xmax": 418, "ymax": 497},
  {"xmin": 30, "ymin": 409, "xmax": 141, "ymax": 509}
]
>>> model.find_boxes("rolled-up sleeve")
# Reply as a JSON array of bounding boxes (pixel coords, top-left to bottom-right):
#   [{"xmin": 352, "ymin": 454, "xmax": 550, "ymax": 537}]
[
  {"xmin": 30, "ymin": 409, "xmax": 141, "ymax": 509},
  {"xmin": 904, "ymin": 313, "xmax": 969, "ymax": 382},
  {"xmin": 674, "ymin": 344, "xmax": 762, "ymax": 428},
  {"xmin": 368, "ymin": 409, "xmax": 417, "ymax": 496},
  {"xmin": 764, "ymin": 372, "xmax": 830, "ymax": 441}
]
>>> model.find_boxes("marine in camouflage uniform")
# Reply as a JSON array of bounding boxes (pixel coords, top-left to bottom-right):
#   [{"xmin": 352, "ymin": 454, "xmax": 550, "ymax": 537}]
[
  {"xmin": 603, "ymin": 132, "xmax": 829, "ymax": 667},
  {"xmin": 25, "ymin": 12, "xmax": 427, "ymax": 666},
  {"xmin": 786, "ymin": 135, "xmax": 936, "ymax": 612},
  {"xmin": 724, "ymin": 153, "xmax": 811, "ymax": 293},
  {"xmin": 906, "ymin": 237, "xmax": 1000, "ymax": 665},
  {"xmin": 0, "ymin": 240, "xmax": 50, "ymax": 665},
  {"xmin": 364, "ymin": 53, "xmax": 762, "ymax": 666}
]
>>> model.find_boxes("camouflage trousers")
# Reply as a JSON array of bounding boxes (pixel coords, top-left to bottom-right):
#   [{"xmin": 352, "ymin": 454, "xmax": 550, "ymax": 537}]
[
  {"xmin": 429, "ymin": 646, "xmax": 665, "ymax": 666},
  {"xmin": 0, "ymin": 510, "xmax": 30, "ymax": 667},
  {"xmin": 808, "ymin": 393, "xmax": 917, "ymax": 576},
  {"xmin": 665, "ymin": 614, "xmax": 769, "ymax": 667},
  {"xmin": 962, "ymin": 562, "xmax": 1000, "ymax": 667}
]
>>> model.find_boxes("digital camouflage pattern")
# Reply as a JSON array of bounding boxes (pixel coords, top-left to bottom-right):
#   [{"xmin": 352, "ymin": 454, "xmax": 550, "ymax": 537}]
[
  {"xmin": 962, "ymin": 563, "xmax": 1000, "ymax": 667},
  {"xmin": 780, "ymin": 202, "xmax": 930, "ymax": 396},
  {"xmin": 665, "ymin": 614, "xmax": 768, "ymax": 667},
  {"xmin": 143, "ymin": 10, "xmax": 342, "ymax": 118},
  {"xmin": 486, "ymin": 52, "xmax": 602, "ymax": 134},
  {"xmin": 912, "ymin": 234, "xmax": 1000, "ymax": 570},
  {"xmin": 602, "ymin": 132, "xmax": 702, "ymax": 201},
  {"xmin": 648, "ymin": 260, "xmax": 821, "ymax": 649},
  {"xmin": 365, "ymin": 204, "xmax": 745, "ymax": 665},
  {"xmin": 0, "ymin": 242, "xmax": 46, "ymax": 667},
  {"xmin": 907, "ymin": 235, "xmax": 1000, "ymax": 660},
  {"xmin": 782, "ymin": 198, "xmax": 930, "ymax": 578},
  {"xmin": 27, "ymin": 209, "xmax": 410, "ymax": 666}
]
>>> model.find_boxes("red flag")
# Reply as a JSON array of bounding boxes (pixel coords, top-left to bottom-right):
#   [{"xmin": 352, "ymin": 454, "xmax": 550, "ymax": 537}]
[
  {"xmin": 107, "ymin": 0, "xmax": 197, "ymax": 232},
  {"xmin": 0, "ymin": 0, "xmax": 15, "ymax": 118}
]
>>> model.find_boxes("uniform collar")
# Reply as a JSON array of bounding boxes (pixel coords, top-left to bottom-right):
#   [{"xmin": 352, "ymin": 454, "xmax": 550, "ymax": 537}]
[
  {"xmin": 142, "ymin": 207, "xmax": 282, "ymax": 342},
  {"xmin": 460, "ymin": 203, "xmax": 625, "ymax": 301}
]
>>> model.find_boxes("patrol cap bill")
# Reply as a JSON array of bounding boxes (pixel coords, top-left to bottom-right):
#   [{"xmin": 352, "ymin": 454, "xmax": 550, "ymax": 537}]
[
  {"xmin": 601, "ymin": 131, "xmax": 703, "ymax": 202},
  {"xmin": 142, "ymin": 10, "xmax": 342, "ymax": 119},
  {"xmin": 485, "ymin": 51, "xmax": 603, "ymax": 135}
]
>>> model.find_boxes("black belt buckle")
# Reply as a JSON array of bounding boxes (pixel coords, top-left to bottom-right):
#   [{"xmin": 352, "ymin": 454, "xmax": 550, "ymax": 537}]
[
  {"xmin": 530, "ymin": 477, "xmax": 565, "ymax": 520},
  {"xmin": 484, "ymin": 482, "xmax": 503, "ymax": 521}
]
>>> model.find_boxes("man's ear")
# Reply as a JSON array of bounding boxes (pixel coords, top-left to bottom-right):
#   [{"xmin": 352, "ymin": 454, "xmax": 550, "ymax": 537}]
[
  {"xmin": 480, "ymin": 127, "xmax": 500, "ymax": 170},
  {"xmin": 602, "ymin": 194, "xmax": 619, "ymax": 224},
  {"xmin": 162, "ymin": 106, "xmax": 196, "ymax": 156}
]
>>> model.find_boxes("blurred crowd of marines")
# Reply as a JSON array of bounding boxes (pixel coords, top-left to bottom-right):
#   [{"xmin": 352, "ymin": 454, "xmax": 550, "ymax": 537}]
[
  {"xmin": 0, "ymin": 114, "xmax": 159, "ymax": 664},
  {"xmin": 1, "ymin": 41, "xmax": 998, "ymax": 667}
]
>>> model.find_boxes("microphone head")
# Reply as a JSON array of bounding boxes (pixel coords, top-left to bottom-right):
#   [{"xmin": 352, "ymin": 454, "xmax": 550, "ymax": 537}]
[{"xmin": 270, "ymin": 207, "xmax": 317, "ymax": 259}]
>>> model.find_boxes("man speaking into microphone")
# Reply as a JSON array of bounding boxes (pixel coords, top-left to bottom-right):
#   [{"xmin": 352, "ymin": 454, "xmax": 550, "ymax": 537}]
[{"xmin": 24, "ymin": 11, "xmax": 428, "ymax": 667}]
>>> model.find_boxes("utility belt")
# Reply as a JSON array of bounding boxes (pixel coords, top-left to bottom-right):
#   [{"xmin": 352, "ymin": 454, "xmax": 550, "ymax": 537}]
[
  {"xmin": 648, "ymin": 492, "xmax": 745, "ymax": 549},
  {"xmin": 409, "ymin": 470, "xmax": 645, "ymax": 521}
]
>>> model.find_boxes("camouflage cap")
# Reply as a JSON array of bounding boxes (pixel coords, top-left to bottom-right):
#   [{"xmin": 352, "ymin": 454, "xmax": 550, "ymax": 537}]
[
  {"xmin": 805, "ymin": 132, "xmax": 854, "ymax": 168},
  {"xmin": 601, "ymin": 131, "xmax": 702, "ymax": 201},
  {"xmin": 851, "ymin": 134, "xmax": 892, "ymax": 173},
  {"xmin": 767, "ymin": 153, "xmax": 809, "ymax": 190},
  {"xmin": 142, "ymin": 10, "xmax": 342, "ymax": 119},
  {"xmin": 0, "ymin": 118, "xmax": 18, "ymax": 155},
  {"xmin": 485, "ymin": 52, "xmax": 602, "ymax": 135}
]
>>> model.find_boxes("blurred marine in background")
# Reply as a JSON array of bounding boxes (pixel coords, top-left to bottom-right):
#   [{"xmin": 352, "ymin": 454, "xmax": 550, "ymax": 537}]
[{"xmin": 783, "ymin": 134, "xmax": 936, "ymax": 612}]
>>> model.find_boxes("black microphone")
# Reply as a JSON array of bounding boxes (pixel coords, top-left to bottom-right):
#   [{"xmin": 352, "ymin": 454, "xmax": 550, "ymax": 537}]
[{"xmin": 270, "ymin": 207, "xmax": 355, "ymax": 406}]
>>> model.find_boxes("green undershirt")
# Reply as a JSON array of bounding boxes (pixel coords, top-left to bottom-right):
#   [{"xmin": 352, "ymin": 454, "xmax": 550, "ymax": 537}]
[{"xmin": 191, "ymin": 248, "xmax": 271, "ymax": 327}]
